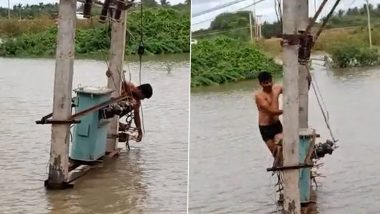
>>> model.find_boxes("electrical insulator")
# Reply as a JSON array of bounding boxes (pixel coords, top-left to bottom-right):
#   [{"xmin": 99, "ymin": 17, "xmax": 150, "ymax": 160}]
[
  {"xmin": 298, "ymin": 34, "xmax": 314, "ymax": 64},
  {"xmin": 114, "ymin": 0, "xmax": 126, "ymax": 21},
  {"xmin": 99, "ymin": 0, "xmax": 112, "ymax": 23},
  {"xmin": 83, "ymin": 0, "xmax": 92, "ymax": 18}
]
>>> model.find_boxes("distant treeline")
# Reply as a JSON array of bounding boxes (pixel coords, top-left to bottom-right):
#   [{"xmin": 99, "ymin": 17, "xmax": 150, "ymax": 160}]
[
  {"xmin": 0, "ymin": 0, "xmax": 190, "ymax": 19},
  {"xmin": 0, "ymin": 2, "xmax": 190, "ymax": 57},
  {"xmin": 193, "ymin": 3, "xmax": 380, "ymax": 40}
]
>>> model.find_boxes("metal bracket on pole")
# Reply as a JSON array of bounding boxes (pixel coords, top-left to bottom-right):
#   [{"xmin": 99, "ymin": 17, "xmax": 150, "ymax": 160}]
[
  {"xmin": 266, "ymin": 164, "xmax": 314, "ymax": 172},
  {"xmin": 281, "ymin": 34, "xmax": 300, "ymax": 46},
  {"xmin": 35, "ymin": 113, "xmax": 81, "ymax": 125},
  {"xmin": 298, "ymin": 33, "xmax": 314, "ymax": 65},
  {"xmin": 281, "ymin": 33, "xmax": 314, "ymax": 63},
  {"xmin": 36, "ymin": 119, "xmax": 81, "ymax": 125}
]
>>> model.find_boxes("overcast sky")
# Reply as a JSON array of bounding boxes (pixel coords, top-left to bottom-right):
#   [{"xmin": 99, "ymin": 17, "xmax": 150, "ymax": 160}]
[
  {"xmin": 0, "ymin": 0, "xmax": 185, "ymax": 7},
  {"xmin": 192, "ymin": 0, "xmax": 380, "ymax": 31}
]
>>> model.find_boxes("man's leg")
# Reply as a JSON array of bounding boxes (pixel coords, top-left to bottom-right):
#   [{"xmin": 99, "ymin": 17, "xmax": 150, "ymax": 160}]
[
  {"xmin": 273, "ymin": 133, "xmax": 283, "ymax": 167},
  {"xmin": 264, "ymin": 139, "xmax": 277, "ymax": 156}
]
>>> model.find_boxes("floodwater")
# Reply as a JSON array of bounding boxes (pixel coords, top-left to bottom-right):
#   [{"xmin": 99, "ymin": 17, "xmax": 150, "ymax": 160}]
[
  {"xmin": 189, "ymin": 60, "xmax": 380, "ymax": 213},
  {"xmin": 0, "ymin": 56, "xmax": 189, "ymax": 214}
]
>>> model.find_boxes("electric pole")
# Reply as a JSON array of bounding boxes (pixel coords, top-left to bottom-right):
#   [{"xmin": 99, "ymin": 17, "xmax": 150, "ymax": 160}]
[
  {"xmin": 365, "ymin": 0, "xmax": 372, "ymax": 48},
  {"xmin": 8, "ymin": 0, "xmax": 11, "ymax": 19},
  {"xmin": 106, "ymin": 11, "xmax": 128, "ymax": 153},
  {"xmin": 46, "ymin": 0, "xmax": 77, "ymax": 189},
  {"xmin": 249, "ymin": 12, "xmax": 254, "ymax": 43},
  {"xmin": 282, "ymin": 0, "xmax": 301, "ymax": 213}
]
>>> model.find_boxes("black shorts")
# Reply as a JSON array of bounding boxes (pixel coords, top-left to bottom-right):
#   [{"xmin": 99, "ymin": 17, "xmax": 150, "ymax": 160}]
[{"xmin": 259, "ymin": 120, "xmax": 283, "ymax": 142}]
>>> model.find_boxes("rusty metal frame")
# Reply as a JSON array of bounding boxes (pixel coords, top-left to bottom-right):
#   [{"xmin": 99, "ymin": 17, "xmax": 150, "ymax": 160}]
[{"xmin": 36, "ymin": 94, "xmax": 132, "ymax": 125}]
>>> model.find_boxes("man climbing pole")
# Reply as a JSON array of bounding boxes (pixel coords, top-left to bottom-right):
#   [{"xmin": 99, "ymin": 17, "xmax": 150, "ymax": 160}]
[
  {"xmin": 253, "ymin": 71, "xmax": 283, "ymax": 166},
  {"xmin": 121, "ymin": 81, "xmax": 153, "ymax": 142}
]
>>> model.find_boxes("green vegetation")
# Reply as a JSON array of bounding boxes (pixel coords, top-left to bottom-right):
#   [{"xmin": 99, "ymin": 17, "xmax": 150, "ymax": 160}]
[
  {"xmin": 192, "ymin": 11, "xmax": 252, "ymax": 41},
  {"xmin": 330, "ymin": 44, "xmax": 380, "ymax": 68},
  {"xmin": 259, "ymin": 4, "xmax": 380, "ymax": 68},
  {"xmin": 191, "ymin": 37, "xmax": 282, "ymax": 87},
  {"xmin": 325, "ymin": 4, "xmax": 380, "ymax": 28},
  {"xmin": 261, "ymin": 3, "xmax": 380, "ymax": 39},
  {"xmin": 0, "ymin": 2, "xmax": 190, "ymax": 57},
  {"xmin": 0, "ymin": 3, "xmax": 58, "ymax": 19},
  {"xmin": 191, "ymin": 4, "xmax": 380, "ymax": 87},
  {"xmin": 314, "ymin": 27, "xmax": 380, "ymax": 68}
]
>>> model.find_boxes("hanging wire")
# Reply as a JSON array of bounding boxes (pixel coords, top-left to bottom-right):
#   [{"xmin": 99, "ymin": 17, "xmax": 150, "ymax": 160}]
[
  {"xmin": 310, "ymin": 71, "xmax": 329, "ymax": 118},
  {"xmin": 308, "ymin": 67, "xmax": 338, "ymax": 143},
  {"xmin": 98, "ymin": 13, "xmax": 120, "ymax": 92},
  {"xmin": 138, "ymin": 1, "xmax": 146, "ymax": 134}
]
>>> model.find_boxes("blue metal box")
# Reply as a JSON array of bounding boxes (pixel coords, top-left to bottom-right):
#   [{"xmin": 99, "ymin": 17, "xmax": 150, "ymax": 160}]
[
  {"xmin": 70, "ymin": 87, "xmax": 113, "ymax": 162},
  {"xmin": 299, "ymin": 128, "xmax": 314, "ymax": 203}
]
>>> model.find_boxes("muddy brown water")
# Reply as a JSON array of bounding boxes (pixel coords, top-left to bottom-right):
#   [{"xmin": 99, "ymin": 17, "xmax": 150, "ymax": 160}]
[
  {"xmin": 0, "ymin": 57, "xmax": 189, "ymax": 214},
  {"xmin": 189, "ymin": 61, "xmax": 380, "ymax": 213}
]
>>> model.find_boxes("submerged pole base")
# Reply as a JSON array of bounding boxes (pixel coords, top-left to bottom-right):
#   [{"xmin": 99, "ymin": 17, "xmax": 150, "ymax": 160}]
[{"xmin": 44, "ymin": 180, "xmax": 74, "ymax": 190}]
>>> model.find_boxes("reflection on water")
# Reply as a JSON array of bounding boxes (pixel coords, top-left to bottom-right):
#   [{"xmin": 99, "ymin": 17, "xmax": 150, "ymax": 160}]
[
  {"xmin": 0, "ymin": 57, "xmax": 189, "ymax": 214},
  {"xmin": 46, "ymin": 151, "xmax": 147, "ymax": 214},
  {"xmin": 189, "ymin": 62, "xmax": 380, "ymax": 213}
]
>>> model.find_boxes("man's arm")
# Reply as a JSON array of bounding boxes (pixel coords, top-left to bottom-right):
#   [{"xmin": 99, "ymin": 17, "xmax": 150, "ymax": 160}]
[
  {"xmin": 122, "ymin": 81, "xmax": 135, "ymax": 96},
  {"xmin": 133, "ymin": 103, "xmax": 143, "ymax": 142},
  {"xmin": 274, "ymin": 84, "xmax": 283, "ymax": 94},
  {"xmin": 255, "ymin": 94, "xmax": 283, "ymax": 115}
]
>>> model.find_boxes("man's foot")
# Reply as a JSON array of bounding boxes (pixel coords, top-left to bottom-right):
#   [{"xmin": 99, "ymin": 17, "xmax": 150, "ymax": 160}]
[{"xmin": 272, "ymin": 145, "xmax": 283, "ymax": 167}]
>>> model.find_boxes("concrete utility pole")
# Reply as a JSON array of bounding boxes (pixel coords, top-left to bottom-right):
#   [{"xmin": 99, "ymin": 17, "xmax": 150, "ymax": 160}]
[
  {"xmin": 106, "ymin": 11, "xmax": 127, "ymax": 153},
  {"xmin": 256, "ymin": 15, "xmax": 262, "ymax": 39},
  {"xmin": 298, "ymin": 1, "xmax": 309, "ymax": 129},
  {"xmin": 249, "ymin": 12, "xmax": 254, "ymax": 43},
  {"xmin": 253, "ymin": 0, "xmax": 257, "ymax": 40},
  {"xmin": 365, "ymin": 0, "xmax": 372, "ymax": 48},
  {"xmin": 47, "ymin": 0, "xmax": 77, "ymax": 189},
  {"xmin": 282, "ymin": 0, "xmax": 301, "ymax": 213},
  {"xmin": 8, "ymin": 0, "xmax": 10, "ymax": 19}
]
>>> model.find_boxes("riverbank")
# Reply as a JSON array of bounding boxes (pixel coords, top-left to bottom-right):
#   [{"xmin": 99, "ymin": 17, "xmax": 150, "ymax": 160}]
[
  {"xmin": 0, "ymin": 52, "xmax": 189, "ymax": 63},
  {"xmin": 0, "ymin": 7, "xmax": 190, "ymax": 58},
  {"xmin": 260, "ymin": 27, "xmax": 380, "ymax": 68}
]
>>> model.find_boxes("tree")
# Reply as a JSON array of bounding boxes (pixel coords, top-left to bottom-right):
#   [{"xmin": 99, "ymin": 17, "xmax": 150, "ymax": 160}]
[
  {"xmin": 210, "ymin": 11, "xmax": 251, "ymax": 30},
  {"xmin": 338, "ymin": 9, "xmax": 344, "ymax": 17},
  {"xmin": 142, "ymin": 0, "xmax": 158, "ymax": 7},
  {"xmin": 160, "ymin": 0, "xmax": 170, "ymax": 6}
]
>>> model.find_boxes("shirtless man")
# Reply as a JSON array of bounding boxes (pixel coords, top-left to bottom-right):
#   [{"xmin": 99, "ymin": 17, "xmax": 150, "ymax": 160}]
[
  {"xmin": 254, "ymin": 71, "xmax": 283, "ymax": 163},
  {"xmin": 121, "ymin": 81, "xmax": 153, "ymax": 142}
]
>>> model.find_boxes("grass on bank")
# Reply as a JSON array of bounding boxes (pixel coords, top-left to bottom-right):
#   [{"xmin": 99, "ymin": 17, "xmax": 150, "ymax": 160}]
[
  {"xmin": 191, "ymin": 36, "xmax": 282, "ymax": 87},
  {"xmin": 259, "ymin": 27, "xmax": 380, "ymax": 68}
]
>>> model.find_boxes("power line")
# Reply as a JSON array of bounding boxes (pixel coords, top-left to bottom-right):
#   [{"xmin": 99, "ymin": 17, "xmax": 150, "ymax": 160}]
[
  {"xmin": 192, "ymin": 0, "xmax": 267, "ymax": 26},
  {"xmin": 192, "ymin": 0, "xmax": 249, "ymax": 18},
  {"xmin": 192, "ymin": 17, "xmax": 216, "ymax": 26}
]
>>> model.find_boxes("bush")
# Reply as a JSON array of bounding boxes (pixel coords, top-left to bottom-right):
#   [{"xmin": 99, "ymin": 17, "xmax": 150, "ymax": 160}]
[
  {"xmin": 0, "ymin": 7, "xmax": 190, "ymax": 57},
  {"xmin": 191, "ymin": 36, "xmax": 282, "ymax": 87},
  {"xmin": 331, "ymin": 43, "xmax": 380, "ymax": 68}
]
